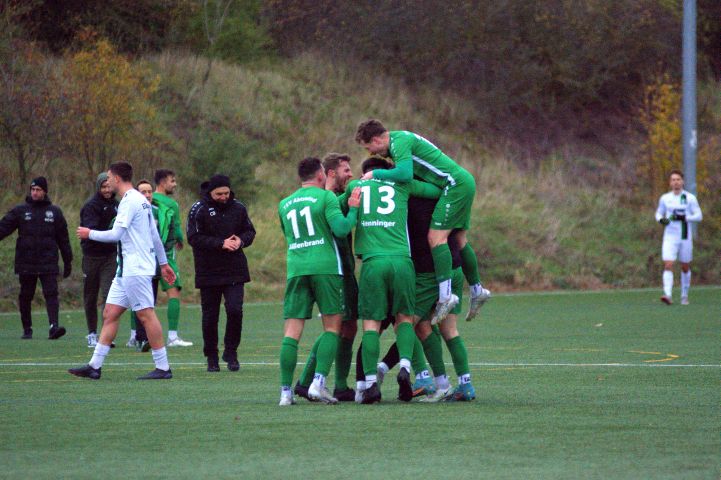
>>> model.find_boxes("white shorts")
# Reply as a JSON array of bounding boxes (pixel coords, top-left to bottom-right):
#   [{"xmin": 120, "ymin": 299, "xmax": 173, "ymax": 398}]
[
  {"xmin": 105, "ymin": 276, "xmax": 156, "ymax": 312},
  {"xmin": 662, "ymin": 237, "xmax": 693, "ymax": 263}
]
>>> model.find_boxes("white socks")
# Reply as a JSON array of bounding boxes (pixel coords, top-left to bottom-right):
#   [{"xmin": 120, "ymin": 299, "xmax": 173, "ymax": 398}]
[
  {"xmin": 89, "ymin": 343, "xmax": 111, "ymax": 369},
  {"xmin": 399, "ymin": 358, "xmax": 411, "ymax": 372},
  {"xmin": 681, "ymin": 270, "xmax": 691, "ymax": 298},
  {"xmin": 470, "ymin": 283, "xmax": 483, "ymax": 297},
  {"xmin": 663, "ymin": 270, "xmax": 673, "ymax": 297},
  {"xmin": 152, "ymin": 347, "xmax": 170, "ymax": 371},
  {"xmin": 435, "ymin": 374, "xmax": 450, "ymax": 390},
  {"xmin": 168, "ymin": 330, "xmax": 178, "ymax": 341}
]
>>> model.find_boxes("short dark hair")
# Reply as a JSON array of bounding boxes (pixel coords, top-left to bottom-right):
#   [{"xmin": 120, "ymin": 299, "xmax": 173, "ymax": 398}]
[
  {"xmin": 361, "ymin": 156, "xmax": 392, "ymax": 174},
  {"xmin": 355, "ymin": 119, "xmax": 387, "ymax": 144},
  {"xmin": 298, "ymin": 157, "xmax": 323, "ymax": 182},
  {"xmin": 154, "ymin": 169, "xmax": 175, "ymax": 185},
  {"xmin": 109, "ymin": 162, "xmax": 133, "ymax": 182},
  {"xmin": 322, "ymin": 153, "xmax": 351, "ymax": 174},
  {"xmin": 136, "ymin": 179, "xmax": 152, "ymax": 189},
  {"xmin": 669, "ymin": 169, "xmax": 684, "ymax": 179}
]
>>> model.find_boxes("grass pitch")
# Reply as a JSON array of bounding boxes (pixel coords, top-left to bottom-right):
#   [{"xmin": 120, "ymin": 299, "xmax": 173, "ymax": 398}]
[{"xmin": 0, "ymin": 287, "xmax": 718, "ymax": 479}]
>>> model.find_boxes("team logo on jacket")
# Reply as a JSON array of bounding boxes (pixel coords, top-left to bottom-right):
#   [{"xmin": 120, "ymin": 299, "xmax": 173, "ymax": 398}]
[
  {"xmin": 44, "ymin": 211, "xmax": 54, "ymax": 222},
  {"xmin": 24, "ymin": 212, "xmax": 32, "ymax": 221}
]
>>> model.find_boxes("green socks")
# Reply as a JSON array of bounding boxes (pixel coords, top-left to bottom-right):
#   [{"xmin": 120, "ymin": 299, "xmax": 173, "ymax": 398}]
[
  {"xmin": 279, "ymin": 336, "xmax": 299, "ymax": 387},
  {"xmin": 130, "ymin": 312, "xmax": 137, "ymax": 330},
  {"xmin": 421, "ymin": 329, "xmax": 447, "ymax": 377},
  {"xmin": 299, "ymin": 335, "xmax": 322, "ymax": 387},
  {"xmin": 395, "ymin": 322, "xmax": 415, "ymax": 363},
  {"xmin": 460, "ymin": 243, "xmax": 481, "ymax": 286},
  {"xmin": 314, "ymin": 331, "xmax": 340, "ymax": 377},
  {"xmin": 431, "ymin": 244, "xmax": 453, "ymax": 283},
  {"xmin": 334, "ymin": 337, "xmax": 354, "ymax": 390},
  {"xmin": 361, "ymin": 330, "xmax": 380, "ymax": 377},
  {"xmin": 445, "ymin": 335, "xmax": 470, "ymax": 377},
  {"xmin": 167, "ymin": 298, "xmax": 180, "ymax": 331},
  {"xmin": 411, "ymin": 336, "xmax": 429, "ymax": 374}
]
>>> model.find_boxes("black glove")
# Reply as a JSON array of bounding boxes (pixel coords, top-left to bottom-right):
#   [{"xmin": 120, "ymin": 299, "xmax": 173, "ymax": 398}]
[
  {"xmin": 659, "ymin": 217, "xmax": 670, "ymax": 226},
  {"xmin": 63, "ymin": 263, "xmax": 72, "ymax": 279}
]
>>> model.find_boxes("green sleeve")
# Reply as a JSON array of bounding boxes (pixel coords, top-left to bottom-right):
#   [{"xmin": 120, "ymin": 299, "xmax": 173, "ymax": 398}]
[
  {"xmin": 409, "ymin": 180, "xmax": 442, "ymax": 199},
  {"xmin": 173, "ymin": 202, "xmax": 183, "ymax": 244},
  {"xmin": 325, "ymin": 192, "xmax": 357, "ymax": 237},
  {"xmin": 372, "ymin": 159, "xmax": 413, "ymax": 183}
]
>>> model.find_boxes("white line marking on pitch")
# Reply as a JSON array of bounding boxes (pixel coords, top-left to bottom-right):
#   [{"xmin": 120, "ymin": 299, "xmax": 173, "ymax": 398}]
[{"xmin": 0, "ymin": 361, "xmax": 718, "ymax": 368}]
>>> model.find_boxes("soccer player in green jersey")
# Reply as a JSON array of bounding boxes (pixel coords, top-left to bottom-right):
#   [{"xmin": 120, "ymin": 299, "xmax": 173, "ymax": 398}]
[
  {"xmin": 294, "ymin": 153, "xmax": 358, "ymax": 402},
  {"xmin": 350, "ymin": 157, "xmax": 441, "ymax": 404},
  {"xmin": 355, "ymin": 119, "xmax": 491, "ymax": 325},
  {"xmin": 152, "ymin": 169, "xmax": 192, "ymax": 347},
  {"xmin": 277, "ymin": 157, "xmax": 361, "ymax": 406}
]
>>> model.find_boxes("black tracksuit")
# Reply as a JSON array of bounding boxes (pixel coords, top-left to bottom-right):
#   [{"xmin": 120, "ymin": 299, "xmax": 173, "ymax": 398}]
[
  {"xmin": 187, "ymin": 191, "xmax": 255, "ymax": 359},
  {"xmin": 80, "ymin": 192, "xmax": 119, "ymax": 333},
  {"xmin": 0, "ymin": 195, "xmax": 73, "ymax": 332}
]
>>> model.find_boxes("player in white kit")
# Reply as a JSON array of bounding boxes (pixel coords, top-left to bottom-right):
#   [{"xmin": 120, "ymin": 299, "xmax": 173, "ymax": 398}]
[
  {"xmin": 655, "ymin": 170, "xmax": 703, "ymax": 306},
  {"xmin": 69, "ymin": 162, "xmax": 177, "ymax": 380}
]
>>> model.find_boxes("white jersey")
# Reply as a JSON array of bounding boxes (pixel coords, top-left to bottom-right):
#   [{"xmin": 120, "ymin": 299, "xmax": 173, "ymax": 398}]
[
  {"xmin": 655, "ymin": 190, "xmax": 702, "ymax": 241},
  {"xmin": 106, "ymin": 189, "xmax": 160, "ymax": 277}
]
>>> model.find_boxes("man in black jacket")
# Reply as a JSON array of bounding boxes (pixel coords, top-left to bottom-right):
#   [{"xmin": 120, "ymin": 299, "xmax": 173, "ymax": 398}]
[
  {"xmin": 80, "ymin": 172, "xmax": 119, "ymax": 347},
  {"xmin": 0, "ymin": 177, "xmax": 72, "ymax": 339},
  {"xmin": 187, "ymin": 175, "xmax": 256, "ymax": 372}
]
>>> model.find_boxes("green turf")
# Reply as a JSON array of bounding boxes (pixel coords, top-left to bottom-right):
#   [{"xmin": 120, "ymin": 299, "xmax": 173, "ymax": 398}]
[{"xmin": 0, "ymin": 288, "xmax": 718, "ymax": 479}]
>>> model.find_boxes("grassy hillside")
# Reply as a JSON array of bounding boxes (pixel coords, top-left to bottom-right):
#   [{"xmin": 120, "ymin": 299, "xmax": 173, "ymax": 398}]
[{"xmin": 0, "ymin": 52, "xmax": 718, "ymax": 310}]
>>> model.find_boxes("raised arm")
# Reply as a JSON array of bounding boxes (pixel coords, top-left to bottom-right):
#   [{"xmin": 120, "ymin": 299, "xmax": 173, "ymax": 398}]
[
  {"xmin": 371, "ymin": 159, "xmax": 413, "ymax": 183},
  {"xmin": 326, "ymin": 189, "xmax": 360, "ymax": 237}
]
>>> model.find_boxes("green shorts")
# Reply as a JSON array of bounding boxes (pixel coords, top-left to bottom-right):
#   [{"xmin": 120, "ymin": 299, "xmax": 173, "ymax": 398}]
[
  {"xmin": 342, "ymin": 274, "xmax": 358, "ymax": 322},
  {"xmin": 358, "ymin": 256, "xmax": 415, "ymax": 321},
  {"xmin": 416, "ymin": 267, "xmax": 464, "ymax": 321},
  {"xmin": 158, "ymin": 256, "xmax": 182, "ymax": 291},
  {"xmin": 431, "ymin": 169, "xmax": 475, "ymax": 231},
  {"xmin": 283, "ymin": 274, "xmax": 344, "ymax": 319}
]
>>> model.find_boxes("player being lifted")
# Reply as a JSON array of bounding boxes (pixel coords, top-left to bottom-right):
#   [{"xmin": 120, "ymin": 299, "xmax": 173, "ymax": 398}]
[
  {"xmin": 355, "ymin": 119, "xmax": 490, "ymax": 324},
  {"xmin": 655, "ymin": 170, "xmax": 703, "ymax": 305},
  {"xmin": 277, "ymin": 157, "xmax": 361, "ymax": 406},
  {"xmin": 350, "ymin": 157, "xmax": 442, "ymax": 404}
]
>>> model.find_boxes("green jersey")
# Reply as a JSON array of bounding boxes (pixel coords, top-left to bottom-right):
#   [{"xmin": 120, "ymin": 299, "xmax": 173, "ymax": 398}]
[
  {"xmin": 152, "ymin": 192, "xmax": 183, "ymax": 253},
  {"xmin": 373, "ymin": 130, "xmax": 468, "ymax": 188},
  {"xmin": 348, "ymin": 178, "xmax": 440, "ymax": 260},
  {"xmin": 278, "ymin": 186, "xmax": 357, "ymax": 278}
]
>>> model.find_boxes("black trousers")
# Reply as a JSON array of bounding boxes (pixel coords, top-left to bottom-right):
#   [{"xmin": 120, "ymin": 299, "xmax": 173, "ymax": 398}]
[
  {"xmin": 18, "ymin": 273, "xmax": 59, "ymax": 331},
  {"xmin": 200, "ymin": 283, "xmax": 245, "ymax": 358},
  {"xmin": 82, "ymin": 254, "xmax": 116, "ymax": 334}
]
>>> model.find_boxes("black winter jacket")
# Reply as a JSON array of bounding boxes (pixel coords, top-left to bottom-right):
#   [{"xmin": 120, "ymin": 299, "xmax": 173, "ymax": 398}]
[
  {"xmin": 80, "ymin": 192, "xmax": 119, "ymax": 256},
  {"xmin": 187, "ymin": 191, "xmax": 256, "ymax": 288},
  {"xmin": 0, "ymin": 196, "xmax": 73, "ymax": 275}
]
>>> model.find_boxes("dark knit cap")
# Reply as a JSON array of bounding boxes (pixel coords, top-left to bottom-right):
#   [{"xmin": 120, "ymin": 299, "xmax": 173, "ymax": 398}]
[
  {"xmin": 207, "ymin": 174, "xmax": 231, "ymax": 193},
  {"xmin": 31, "ymin": 176, "xmax": 48, "ymax": 192}
]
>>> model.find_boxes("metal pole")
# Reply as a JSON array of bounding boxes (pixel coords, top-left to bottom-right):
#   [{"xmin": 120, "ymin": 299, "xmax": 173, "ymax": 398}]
[{"xmin": 682, "ymin": 0, "xmax": 697, "ymax": 195}]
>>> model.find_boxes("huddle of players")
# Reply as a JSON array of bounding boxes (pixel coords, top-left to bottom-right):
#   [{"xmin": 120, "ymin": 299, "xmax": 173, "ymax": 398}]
[{"xmin": 277, "ymin": 119, "xmax": 491, "ymax": 406}]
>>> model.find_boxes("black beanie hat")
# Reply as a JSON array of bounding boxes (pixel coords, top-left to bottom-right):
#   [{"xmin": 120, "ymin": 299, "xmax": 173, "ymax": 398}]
[
  {"xmin": 207, "ymin": 174, "xmax": 231, "ymax": 193},
  {"xmin": 31, "ymin": 176, "xmax": 48, "ymax": 193}
]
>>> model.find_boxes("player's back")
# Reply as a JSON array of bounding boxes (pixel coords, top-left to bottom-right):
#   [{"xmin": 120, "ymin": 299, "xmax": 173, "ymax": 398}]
[
  {"xmin": 278, "ymin": 186, "xmax": 344, "ymax": 278},
  {"xmin": 351, "ymin": 178, "xmax": 411, "ymax": 260},
  {"xmin": 389, "ymin": 130, "xmax": 467, "ymax": 188},
  {"xmin": 116, "ymin": 189, "xmax": 157, "ymax": 277}
]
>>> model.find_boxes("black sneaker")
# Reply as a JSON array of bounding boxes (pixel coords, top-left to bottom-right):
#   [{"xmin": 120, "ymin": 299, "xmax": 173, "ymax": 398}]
[
  {"xmin": 68, "ymin": 364, "xmax": 101, "ymax": 380},
  {"xmin": 48, "ymin": 325, "xmax": 66, "ymax": 340},
  {"xmin": 21, "ymin": 329, "xmax": 32, "ymax": 339},
  {"xmin": 222, "ymin": 351, "xmax": 240, "ymax": 372},
  {"xmin": 333, "ymin": 387, "xmax": 356, "ymax": 402},
  {"xmin": 397, "ymin": 368, "xmax": 413, "ymax": 402},
  {"xmin": 361, "ymin": 382, "xmax": 381, "ymax": 404},
  {"xmin": 137, "ymin": 368, "xmax": 172, "ymax": 380},
  {"xmin": 207, "ymin": 356, "xmax": 220, "ymax": 372},
  {"xmin": 294, "ymin": 382, "xmax": 311, "ymax": 401}
]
